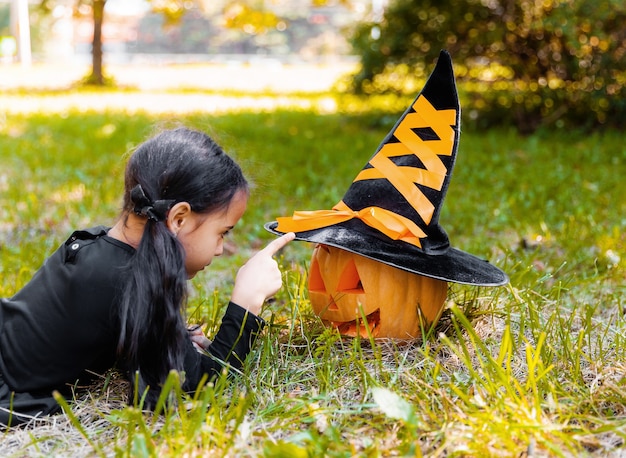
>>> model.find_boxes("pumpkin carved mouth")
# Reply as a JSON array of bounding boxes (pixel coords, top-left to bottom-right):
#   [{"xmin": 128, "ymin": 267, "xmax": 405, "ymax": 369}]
[{"xmin": 331, "ymin": 309, "xmax": 381, "ymax": 338}]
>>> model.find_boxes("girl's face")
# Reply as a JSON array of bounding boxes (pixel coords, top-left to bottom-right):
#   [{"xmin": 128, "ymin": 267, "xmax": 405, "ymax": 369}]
[{"xmin": 176, "ymin": 190, "xmax": 248, "ymax": 278}]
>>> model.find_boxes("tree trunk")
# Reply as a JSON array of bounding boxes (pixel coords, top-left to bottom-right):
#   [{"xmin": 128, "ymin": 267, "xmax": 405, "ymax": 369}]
[
  {"xmin": 89, "ymin": 0, "xmax": 106, "ymax": 85},
  {"xmin": 10, "ymin": 0, "xmax": 32, "ymax": 66}
]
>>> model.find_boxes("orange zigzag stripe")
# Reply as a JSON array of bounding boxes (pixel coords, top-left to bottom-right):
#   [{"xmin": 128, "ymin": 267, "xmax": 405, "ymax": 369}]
[{"xmin": 353, "ymin": 95, "xmax": 457, "ymax": 225}]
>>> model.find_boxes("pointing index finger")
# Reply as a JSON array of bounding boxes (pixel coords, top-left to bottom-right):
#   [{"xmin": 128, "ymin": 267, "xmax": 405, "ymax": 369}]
[{"xmin": 262, "ymin": 232, "xmax": 296, "ymax": 257}]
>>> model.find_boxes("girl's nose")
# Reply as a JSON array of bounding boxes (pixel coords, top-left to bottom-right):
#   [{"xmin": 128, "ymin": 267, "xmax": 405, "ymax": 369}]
[{"xmin": 215, "ymin": 239, "xmax": 224, "ymax": 257}]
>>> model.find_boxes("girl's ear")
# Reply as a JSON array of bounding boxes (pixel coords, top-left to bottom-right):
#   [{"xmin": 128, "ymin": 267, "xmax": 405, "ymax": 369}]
[{"xmin": 166, "ymin": 202, "xmax": 192, "ymax": 236}]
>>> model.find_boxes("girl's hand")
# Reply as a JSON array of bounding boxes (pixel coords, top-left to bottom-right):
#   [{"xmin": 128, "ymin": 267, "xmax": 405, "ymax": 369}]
[
  {"xmin": 188, "ymin": 324, "xmax": 212, "ymax": 351},
  {"xmin": 231, "ymin": 232, "xmax": 295, "ymax": 316}
]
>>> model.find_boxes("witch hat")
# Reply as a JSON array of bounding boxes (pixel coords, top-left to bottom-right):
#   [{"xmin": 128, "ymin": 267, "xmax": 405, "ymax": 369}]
[{"xmin": 265, "ymin": 50, "xmax": 508, "ymax": 286}]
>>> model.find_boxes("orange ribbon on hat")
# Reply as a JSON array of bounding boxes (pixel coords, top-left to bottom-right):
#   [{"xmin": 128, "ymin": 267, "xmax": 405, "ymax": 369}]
[{"xmin": 275, "ymin": 200, "xmax": 426, "ymax": 248}]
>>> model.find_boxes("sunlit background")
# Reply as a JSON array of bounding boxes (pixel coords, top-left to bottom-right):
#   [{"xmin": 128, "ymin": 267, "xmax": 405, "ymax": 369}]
[
  {"xmin": 2, "ymin": 0, "xmax": 624, "ymax": 132},
  {"xmin": 1, "ymin": 0, "xmax": 371, "ymax": 92}
]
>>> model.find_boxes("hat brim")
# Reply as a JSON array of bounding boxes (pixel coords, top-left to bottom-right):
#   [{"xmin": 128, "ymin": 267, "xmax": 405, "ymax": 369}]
[{"xmin": 265, "ymin": 220, "xmax": 509, "ymax": 286}]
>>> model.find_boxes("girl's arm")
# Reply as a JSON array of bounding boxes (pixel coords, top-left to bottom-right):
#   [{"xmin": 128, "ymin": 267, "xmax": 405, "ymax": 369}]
[
  {"xmin": 181, "ymin": 302, "xmax": 264, "ymax": 389},
  {"xmin": 182, "ymin": 233, "xmax": 293, "ymax": 391}
]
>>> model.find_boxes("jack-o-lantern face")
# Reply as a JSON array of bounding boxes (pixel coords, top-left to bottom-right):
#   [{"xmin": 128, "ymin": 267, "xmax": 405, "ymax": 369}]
[{"xmin": 308, "ymin": 244, "xmax": 448, "ymax": 339}]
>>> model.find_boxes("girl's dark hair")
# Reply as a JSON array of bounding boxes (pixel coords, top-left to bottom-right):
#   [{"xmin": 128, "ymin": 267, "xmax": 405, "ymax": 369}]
[{"xmin": 116, "ymin": 127, "xmax": 248, "ymax": 394}]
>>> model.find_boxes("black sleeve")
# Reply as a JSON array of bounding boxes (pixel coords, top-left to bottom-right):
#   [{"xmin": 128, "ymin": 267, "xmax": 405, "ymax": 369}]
[{"xmin": 181, "ymin": 302, "xmax": 265, "ymax": 392}]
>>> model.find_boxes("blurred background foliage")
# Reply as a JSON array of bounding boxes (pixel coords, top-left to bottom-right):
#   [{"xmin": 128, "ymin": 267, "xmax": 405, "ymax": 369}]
[
  {"xmin": 3, "ymin": 0, "xmax": 624, "ymax": 133},
  {"xmin": 349, "ymin": 0, "xmax": 626, "ymax": 133}
]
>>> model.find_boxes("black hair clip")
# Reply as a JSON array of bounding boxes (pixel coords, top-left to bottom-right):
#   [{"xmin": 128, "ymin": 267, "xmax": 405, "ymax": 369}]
[{"xmin": 130, "ymin": 184, "xmax": 175, "ymax": 222}]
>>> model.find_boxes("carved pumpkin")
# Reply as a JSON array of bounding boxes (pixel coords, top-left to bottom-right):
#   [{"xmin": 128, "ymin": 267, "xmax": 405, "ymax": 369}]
[{"xmin": 308, "ymin": 244, "xmax": 448, "ymax": 339}]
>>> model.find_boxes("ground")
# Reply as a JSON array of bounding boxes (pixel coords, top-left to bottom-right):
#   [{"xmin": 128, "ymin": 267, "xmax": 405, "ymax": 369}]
[{"xmin": 1, "ymin": 59, "xmax": 355, "ymax": 91}]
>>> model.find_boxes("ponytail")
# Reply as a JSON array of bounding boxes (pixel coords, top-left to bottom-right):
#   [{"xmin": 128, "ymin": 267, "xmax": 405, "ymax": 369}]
[{"xmin": 117, "ymin": 216, "xmax": 188, "ymax": 390}]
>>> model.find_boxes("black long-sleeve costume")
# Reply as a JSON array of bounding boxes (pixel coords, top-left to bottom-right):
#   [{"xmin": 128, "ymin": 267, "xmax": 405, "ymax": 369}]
[{"xmin": 0, "ymin": 226, "xmax": 263, "ymax": 427}]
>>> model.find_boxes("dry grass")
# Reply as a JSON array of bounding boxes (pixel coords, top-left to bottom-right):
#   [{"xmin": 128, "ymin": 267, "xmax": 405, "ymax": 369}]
[{"xmin": 0, "ymin": 373, "xmax": 129, "ymax": 457}]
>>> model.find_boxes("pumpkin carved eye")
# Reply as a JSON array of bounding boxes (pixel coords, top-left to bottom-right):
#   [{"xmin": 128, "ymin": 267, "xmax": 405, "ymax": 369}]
[
  {"xmin": 308, "ymin": 254, "xmax": 326, "ymax": 293},
  {"xmin": 337, "ymin": 259, "xmax": 364, "ymax": 294}
]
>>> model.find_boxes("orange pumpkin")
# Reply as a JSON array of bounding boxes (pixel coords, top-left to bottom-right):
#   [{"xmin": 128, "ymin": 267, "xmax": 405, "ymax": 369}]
[{"xmin": 308, "ymin": 244, "xmax": 448, "ymax": 339}]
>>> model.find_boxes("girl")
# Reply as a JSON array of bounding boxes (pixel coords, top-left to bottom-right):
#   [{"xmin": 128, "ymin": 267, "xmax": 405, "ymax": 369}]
[{"xmin": 0, "ymin": 127, "xmax": 294, "ymax": 427}]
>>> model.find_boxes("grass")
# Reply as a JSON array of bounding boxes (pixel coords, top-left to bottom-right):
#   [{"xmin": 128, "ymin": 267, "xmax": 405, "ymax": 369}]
[{"xmin": 0, "ymin": 93, "xmax": 625, "ymax": 456}]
